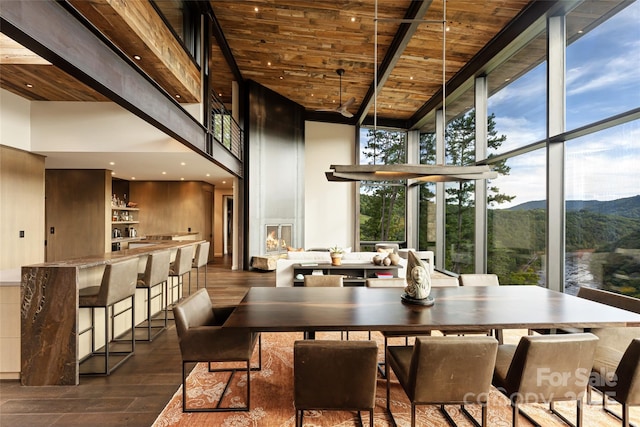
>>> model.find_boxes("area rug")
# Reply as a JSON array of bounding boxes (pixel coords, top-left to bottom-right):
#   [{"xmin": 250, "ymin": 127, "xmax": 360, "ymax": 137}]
[{"xmin": 153, "ymin": 332, "xmax": 638, "ymax": 427}]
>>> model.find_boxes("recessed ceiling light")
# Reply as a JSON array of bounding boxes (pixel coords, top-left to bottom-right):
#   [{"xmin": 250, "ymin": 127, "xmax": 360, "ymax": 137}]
[
  {"xmin": 162, "ymin": 171, "xmax": 167, "ymax": 175},
  {"xmin": 222, "ymin": 180, "xmax": 227, "ymax": 184},
  {"xmin": 279, "ymin": 76, "xmax": 284, "ymax": 79},
  {"xmin": 109, "ymin": 161, "xmax": 115, "ymax": 165},
  {"xmin": 206, "ymin": 173, "xmax": 210, "ymax": 177},
  {"xmin": 175, "ymin": 94, "xmax": 181, "ymax": 99},
  {"xmin": 111, "ymin": 171, "xmax": 115, "ymax": 175},
  {"xmin": 218, "ymin": 93, "xmax": 222, "ymax": 97},
  {"xmin": 267, "ymin": 61, "xmax": 271, "ymax": 66},
  {"xmin": 410, "ymin": 76, "xmax": 414, "ymax": 80},
  {"xmin": 351, "ymin": 17, "xmax": 356, "ymax": 22},
  {"xmin": 133, "ymin": 55, "xmax": 141, "ymax": 61},
  {"xmin": 131, "ymin": 177, "xmax": 136, "ymax": 180},
  {"xmin": 254, "ymin": 7, "xmax": 259, "ymax": 12},
  {"xmin": 25, "ymin": 83, "xmax": 33, "ymax": 88},
  {"xmin": 180, "ymin": 177, "xmax": 185, "ymax": 181},
  {"xmin": 180, "ymin": 162, "xmax": 186, "ymax": 166}
]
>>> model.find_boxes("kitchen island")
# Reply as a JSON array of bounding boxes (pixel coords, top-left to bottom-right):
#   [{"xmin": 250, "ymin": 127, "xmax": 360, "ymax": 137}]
[{"xmin": 20, "ymin": 239, "xmax": 203, "ymax": 386}]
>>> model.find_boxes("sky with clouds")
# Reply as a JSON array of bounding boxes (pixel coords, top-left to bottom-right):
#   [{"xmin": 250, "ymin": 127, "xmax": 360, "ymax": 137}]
[{"xmin": 488, "ymin": 1, "xmax": 640, "ymax": 209}]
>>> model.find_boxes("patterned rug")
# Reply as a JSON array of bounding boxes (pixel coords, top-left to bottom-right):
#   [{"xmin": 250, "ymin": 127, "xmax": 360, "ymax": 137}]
[{"xmin": 153, "ymin": 332, "xmax": 638, "ymax": 427}]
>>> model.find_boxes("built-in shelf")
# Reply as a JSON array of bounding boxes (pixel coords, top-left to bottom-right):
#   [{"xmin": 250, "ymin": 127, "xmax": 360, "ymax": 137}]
[{"xmin": 292, "ymin": 263, "xmax": 401, "ymax": 287}]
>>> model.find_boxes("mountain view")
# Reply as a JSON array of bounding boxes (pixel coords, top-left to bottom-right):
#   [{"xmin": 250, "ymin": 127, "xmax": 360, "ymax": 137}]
[{"xmin": 489, "ymin": 195, "xmax": 640, "ymax": 297}]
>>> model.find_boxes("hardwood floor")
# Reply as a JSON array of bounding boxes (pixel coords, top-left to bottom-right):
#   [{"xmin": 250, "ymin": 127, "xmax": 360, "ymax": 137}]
[{"xmin": 0, "ymin": 256, "xmax": 275, "ymax": 427}]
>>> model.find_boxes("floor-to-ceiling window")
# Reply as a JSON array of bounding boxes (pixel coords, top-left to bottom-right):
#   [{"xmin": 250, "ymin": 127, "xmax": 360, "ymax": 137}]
[
  {"xmin": 484, "ymin": 24, "xmax": 548, "ymax": 284},
  {"xmin": 562, "ymin": 0, "xmax": 640, "ymax": 296},
  {"xmin": 418, "ymin": 131, "xmax": 436, "ymax": 252},
  {"xmin": 358, "ymin": 127, "xmax": 407, "ymax": 251}
]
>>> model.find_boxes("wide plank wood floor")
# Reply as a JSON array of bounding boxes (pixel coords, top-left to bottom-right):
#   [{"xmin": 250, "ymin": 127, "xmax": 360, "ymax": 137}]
[{"xmin": 0, "ymin": 256, "xmax": 275, "ymax": 427}]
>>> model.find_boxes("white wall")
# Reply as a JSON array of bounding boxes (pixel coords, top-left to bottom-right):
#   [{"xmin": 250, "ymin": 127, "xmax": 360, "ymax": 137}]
[
  {"xmin": 304, "ymin": 121, "xmax": 356, "ymax": 250},
  {"xmin": 0, "ymin": 89, "xmax": 31, "ymax": 151}
]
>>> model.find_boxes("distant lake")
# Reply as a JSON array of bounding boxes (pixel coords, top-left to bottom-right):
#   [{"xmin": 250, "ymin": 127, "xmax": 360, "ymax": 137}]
[{"xmin": 538, "ymin": 251, "xmax": 600, "ymax": 295}]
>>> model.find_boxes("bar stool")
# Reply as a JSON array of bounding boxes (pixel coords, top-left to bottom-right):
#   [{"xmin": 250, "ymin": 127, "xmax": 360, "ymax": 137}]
[
  {"xmin": 135, "ymin": 249, "xmax": 170, "ymax": 341},
  {"xmin": 192, "ymin": 241, "xmax": 210, "ymax": 289},
  {"xmin": 168, "ymin": 244, "xmax": 194, "ymax": 303},
  {"xmin": 78, "ymin": 257, "xmax": 138, "ymax": 375}
]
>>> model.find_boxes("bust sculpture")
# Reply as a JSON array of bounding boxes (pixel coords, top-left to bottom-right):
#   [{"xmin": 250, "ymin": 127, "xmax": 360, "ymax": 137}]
[{"xmin": 401, "ymin": 251, "xmax": 434, "ymax": 306}]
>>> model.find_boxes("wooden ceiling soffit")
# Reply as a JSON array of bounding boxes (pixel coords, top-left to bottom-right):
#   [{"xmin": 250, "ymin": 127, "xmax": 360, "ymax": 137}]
[
  {"xmin": 68, "ymin": 0, "xmax": 201, "ymax": 103},
  {"xmin": 0, "ymin": 63, "xmax": 109, "ymax": 101}
]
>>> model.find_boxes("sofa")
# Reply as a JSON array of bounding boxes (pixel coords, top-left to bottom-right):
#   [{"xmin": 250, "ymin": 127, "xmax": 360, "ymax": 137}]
[{"xmin": 275, "ymin": 249, "xmax": 452, "ymax": 288}]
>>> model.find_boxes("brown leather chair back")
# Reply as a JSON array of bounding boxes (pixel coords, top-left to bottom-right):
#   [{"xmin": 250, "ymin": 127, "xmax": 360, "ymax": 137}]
[
  {"xmin": 303, "ymin": 275, "xmax": 343, "ymax": 287},
  {"xmin": 612, "ymin": 338, "xmax": 640, "ymax": 405},
  {"xmin": 96, "ymin": 257, "xmax": 139, "ymax": 306},
  {"xmin": 504, "ymin": 333, "xmax": 598, "ymax": 403},
  {"xmin": 171, "ymin": 245, "xmax": 195, "ymax": 276},
  {"xmin": 139, "ymin": 249, "xmax": 170, "ymax": 288},
  {"xmin": 365, "ymin": 278, "xmax": 406, "ymax": 288},
  {"xmin": 459, "ymin": 274, "xmax": 499, "ymax": 287},
  {"xmin": 577, "ymin": 287, "xmax": 640, "ymax": 314},
  {"xmin": 408, "ymin": 336, "xmax": 498, "ymax": 404},
  {"xmin": 173, "ymin": 288, "xmax": 215, "ymax": 340},
  {"xmin": 294, "ymin": 340, "xmax": 378, "ymax": 410},
  {"xmin": 193, "ymin": 241, "xmax": 210, "ymax": 268},
  {"xmin": 577, "ymin": 287, "xmax": 640, "ymax": 352}
]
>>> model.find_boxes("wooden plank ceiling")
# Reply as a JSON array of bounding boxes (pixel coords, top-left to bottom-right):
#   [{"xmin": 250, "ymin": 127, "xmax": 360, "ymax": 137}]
[
  {"xmin": 208, "ymin": 0, "xmax": 531, "ymax": 123},
  {"xmin": 0, "ymin": 0, "xmax": 625, "ymax": 127}
]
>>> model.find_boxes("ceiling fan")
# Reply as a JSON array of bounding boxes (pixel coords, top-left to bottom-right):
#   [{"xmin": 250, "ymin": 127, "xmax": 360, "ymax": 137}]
[{"xmin": 316, "ymin": 68, "xmax": 355, "ymax": 118}]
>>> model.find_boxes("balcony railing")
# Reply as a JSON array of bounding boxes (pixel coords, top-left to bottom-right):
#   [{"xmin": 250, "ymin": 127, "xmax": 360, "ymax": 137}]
[{"xmin": 208, "ymin": 91, "xmax": 243, "ymax": 160}]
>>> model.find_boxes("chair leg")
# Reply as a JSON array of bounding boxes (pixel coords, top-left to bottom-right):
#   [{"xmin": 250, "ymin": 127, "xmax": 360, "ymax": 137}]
[
  {"xmin": 411, "ymin": 403, "xmax": 416, "ymax": 427},
  {"xmin": 104, "ymin": 305, "xmax": 110, "ymax": 375}
]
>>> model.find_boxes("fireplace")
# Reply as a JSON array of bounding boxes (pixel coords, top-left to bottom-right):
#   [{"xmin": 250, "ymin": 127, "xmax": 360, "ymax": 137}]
[{"xmin": 265, "ymin": 224, "xmax": 292, "ymax": 254}]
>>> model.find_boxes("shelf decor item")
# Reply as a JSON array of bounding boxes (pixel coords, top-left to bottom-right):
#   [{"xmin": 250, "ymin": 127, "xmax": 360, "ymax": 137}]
[{"xmin": 329, "ymin": 245, "xmax": 344, "ymax": 266}]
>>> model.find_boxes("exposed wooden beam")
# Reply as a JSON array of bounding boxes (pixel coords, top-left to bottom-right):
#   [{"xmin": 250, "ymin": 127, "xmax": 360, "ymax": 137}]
[{"xmin": 355, "ymin": 0, "xmax": 434, "ymax": 125}]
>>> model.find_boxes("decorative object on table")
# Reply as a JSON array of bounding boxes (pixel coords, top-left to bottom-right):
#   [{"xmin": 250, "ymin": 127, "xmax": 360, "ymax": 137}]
[
  {"xmin": 329, "ymin": 245, "xmax": 344, "ymax": 266},
  {"xmin": 372, "ymin": 251, "xmax": 400, "ymax": 266},
  {"xmin": 401, "ymin": 250, "xmax": 434, "ymax": 306}
]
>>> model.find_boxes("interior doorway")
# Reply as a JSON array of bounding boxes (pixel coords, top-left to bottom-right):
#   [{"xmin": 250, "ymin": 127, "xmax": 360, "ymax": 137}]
[{"xmin": 223, "ymin": 195, "xmax": 233, "ymax": 255}]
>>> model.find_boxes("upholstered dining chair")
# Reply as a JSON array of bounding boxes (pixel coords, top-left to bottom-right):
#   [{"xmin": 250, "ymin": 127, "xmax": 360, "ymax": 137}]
[
  {"xmin": 365, "ymin": 277, "xmax": 427, "ymax": 377},
  {"xmin": 386, "ymin": 335, "xmax": 499, "ymax": 427},
  {"xmin": 493, "ymin": 332, "xmax": 599, "ymax": 427},
  {"xmin": 304, "ymin": 274, "xmax": 345, "ymax": 338},
  {"xmin": 135, "ymin": 249, "xmax": 170, "ymax": 341},
  {"xmin": 452, "ymin": 273, "xmax": 502, "ymax": 343},
  {"xmin": 590, "ymin": 337, "xmax": 640, "ymax": 427},
  {"xmin": 78, "ymin": 257, "xmax": 139, "ymax": 375},
  {"xmin": 303, "ymin": 274, "xmax": 343, "ymax": 287},
  {"xmin": 191, "ymin": 241, "xmax": 210, "ymax": 289},
  {"xmin": 294, "ymin": 340, "xmax": 378, "ymax": 427},
  {"xmin": 173, "ymin": 288, "xmax": 261, "ymax": 412}
]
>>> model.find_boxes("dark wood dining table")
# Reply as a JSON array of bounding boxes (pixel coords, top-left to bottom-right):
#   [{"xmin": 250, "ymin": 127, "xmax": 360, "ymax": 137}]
[{"xmin": 222, "ymin": 285, "xmax": 640, "ymax": 335}]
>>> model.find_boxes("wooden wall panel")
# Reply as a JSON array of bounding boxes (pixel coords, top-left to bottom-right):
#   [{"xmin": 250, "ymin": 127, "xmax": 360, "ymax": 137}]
[
  {"xmin": 0, "ymin": 146, "xmax": 45, "ymax": 270},
  {"xmin": 130, "ymin": 181, "xmax": 213, "ymax": 242},
  {"xmin": 45, "ymin": 170, "xmax": 110, "ymax": 261}
]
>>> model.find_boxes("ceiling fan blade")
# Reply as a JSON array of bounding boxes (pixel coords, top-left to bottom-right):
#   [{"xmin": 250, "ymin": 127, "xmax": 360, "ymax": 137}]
[
  {"xmin": 316, "ymin": 107, "xmax": 339, "ymax": 113},
  {"xmin": 342, "ymin": 97, "xmax": 355, "ymax": 108},
  {"xmin": 339, "ymin": 109, "xmax": 354, "ymax": 118}
]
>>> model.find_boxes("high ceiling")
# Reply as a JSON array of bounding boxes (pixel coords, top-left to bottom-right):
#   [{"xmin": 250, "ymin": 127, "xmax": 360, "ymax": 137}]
[
  {"xmin": 208, "ymin": 0, "xmax": 532, "ymax": 126},
  {"xmin": 0, "ymin": 0, "xmax": 627, "ymax": 182}
]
